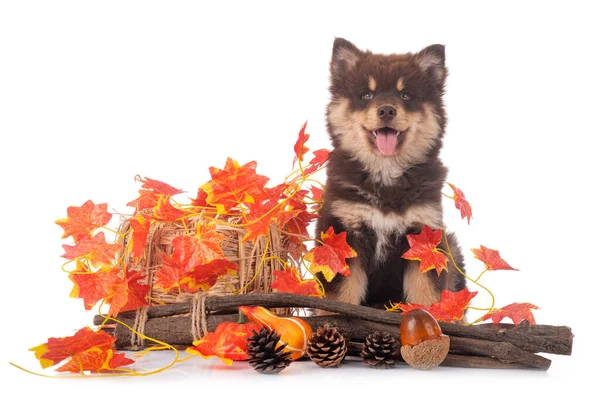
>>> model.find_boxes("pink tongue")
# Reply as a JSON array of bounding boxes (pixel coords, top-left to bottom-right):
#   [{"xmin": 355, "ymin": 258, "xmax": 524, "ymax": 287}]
[{"xmin": 375, "ymin": 131, "xmax": 398, "ymax": 156}]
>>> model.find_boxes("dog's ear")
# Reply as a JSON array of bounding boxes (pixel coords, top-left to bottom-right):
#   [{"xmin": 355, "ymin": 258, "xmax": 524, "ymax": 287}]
[
  {"xmin": 331, "ymin": 38, "xmax": 362, "ymax": 78},
  {"xmin": 415, "ymin": 44, "xmax": 447, "ymax": 85}
]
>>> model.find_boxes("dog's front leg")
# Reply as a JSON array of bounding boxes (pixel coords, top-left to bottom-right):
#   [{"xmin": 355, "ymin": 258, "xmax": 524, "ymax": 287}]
[{"xmin": 402, "ymin": 262, "xmax": 441, "ymax": 306}]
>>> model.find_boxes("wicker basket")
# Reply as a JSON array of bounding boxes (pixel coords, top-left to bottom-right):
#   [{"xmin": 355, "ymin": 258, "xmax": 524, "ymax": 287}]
[{"xmin": 117, "ymin": 212, "xmax": 298, "ymax": 313}]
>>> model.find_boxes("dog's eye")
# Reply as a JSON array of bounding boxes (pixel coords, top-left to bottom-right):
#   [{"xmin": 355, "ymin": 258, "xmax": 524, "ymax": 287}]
[
  {"xmin": 400, "ymin": 91, "xmax": 412, "ymax": 101},
  {"xmin": 361, "ymin": 92, "xmax": 374, "ymax": 100}
]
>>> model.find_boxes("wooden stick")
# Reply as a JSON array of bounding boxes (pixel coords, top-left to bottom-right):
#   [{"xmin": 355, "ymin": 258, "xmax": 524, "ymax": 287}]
[
  {"xmin": 345, "ymin": 342, "xmax": 535, "ymax": 370},
  {"xmin": 97, "ymin": 293, "xmax": 573, "ymax": 355},
  {"xmin": 99, "ymin": 313, "xmax": 551, "ymax": 369}
]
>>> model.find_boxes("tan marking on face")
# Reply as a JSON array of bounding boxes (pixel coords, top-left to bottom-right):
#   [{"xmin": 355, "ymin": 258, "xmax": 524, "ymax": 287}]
[
  {"xmin": 325, "ymin": 258, "xmax": 367, "ymax": 305},
  {"xmin": 327, "ymin": 99, "xmax": 442, "ymax": 185},
  {"xmin": 330, "ymin": 199, "xmax": 443, "ymax": 261},
  {"xmin": 368, "ymin": 76, "xmax": 377, "ymax": 92},
  {"xmin": 396, "ymin": 78, "xmax": 404, "ymax": 92},
  {"xmin": 403, "ymin": 263, "xmax": 441, "ymax": 306}
]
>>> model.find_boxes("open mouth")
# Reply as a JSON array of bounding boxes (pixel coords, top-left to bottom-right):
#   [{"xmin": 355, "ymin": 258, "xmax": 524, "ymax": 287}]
[{"xmin": 368, "ymin": 127, "xmax": 407, "ymax": 156}]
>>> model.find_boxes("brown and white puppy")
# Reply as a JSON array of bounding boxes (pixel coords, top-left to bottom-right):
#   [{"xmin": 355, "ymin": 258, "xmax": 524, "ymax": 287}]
[{"xmin": 316, "ymin": 38, "xmax": 466, "ymax": 308}]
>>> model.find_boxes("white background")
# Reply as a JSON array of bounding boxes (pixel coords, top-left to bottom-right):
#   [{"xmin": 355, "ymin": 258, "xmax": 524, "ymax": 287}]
[{"xmin": 1, "ymin": 0, "xmax": 598, "ymax": 394}]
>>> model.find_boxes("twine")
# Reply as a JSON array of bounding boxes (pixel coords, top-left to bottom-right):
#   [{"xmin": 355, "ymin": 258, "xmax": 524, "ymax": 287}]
[
  {"xmin": 191, "ymin": 292, "xmax": 209, "ymax": 341},
  {"xmin": 130, "ymin": 306, "xmax": 149, "ymax": 350}
]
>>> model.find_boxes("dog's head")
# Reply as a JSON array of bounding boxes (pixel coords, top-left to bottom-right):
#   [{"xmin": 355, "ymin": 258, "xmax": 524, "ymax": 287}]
[{"xmin": 327, "ymin": 38, "xmax": 447, "ymax": 180}]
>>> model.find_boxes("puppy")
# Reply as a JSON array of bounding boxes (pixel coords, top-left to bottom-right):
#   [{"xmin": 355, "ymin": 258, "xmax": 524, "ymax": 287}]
[{"xmin": 316, "ymin": 38, "xmax": 466, "ymax": 309}]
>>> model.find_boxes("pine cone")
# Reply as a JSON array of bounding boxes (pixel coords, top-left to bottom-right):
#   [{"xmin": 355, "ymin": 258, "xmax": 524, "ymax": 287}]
[
  {"xmin": 307, "ymin": 324, "xmax": 347, "ymax": 368},
  {"xmin": 247, "ymin": 328, "xmax": 292, "ymax": 374},
  {"xmin": 361, "ymin": 331, "xmax": 399, "ymax": 369}
]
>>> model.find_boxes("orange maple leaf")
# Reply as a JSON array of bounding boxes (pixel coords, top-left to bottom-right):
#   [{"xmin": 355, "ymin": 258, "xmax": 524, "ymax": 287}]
[
  {"xmin": 303, "ymin": 148, "xmax": 330, "ymax": 175},
  {"xmin": 402, "ymin": 225, "xmax": 448, "ymax": 275},
  {"xmin": 186, "ymin": 321, "xmax": 263, "ymax": 365},
  {"xmin": 69, "ymin": 268, "xmax": 121, "ymax": 310},
  {"xmin": 472, "ymin": 245, "xmax": 517, "ymax": 271},
  {"xmin": 129, "ymin": 214, "xmax": 150, "ymax": 263},
  {"xmin": 29, "ymin": 327, "xmax": 134, "ymax": 372},
  {"xmin": 190, "ymin": 188, "xmax": 209, "ymax": 207},
  {"xmin": 241, "ymin": 197, "xmax": 283, "ymax": 243},
  {"xmin": 271, "ymin": 268, "xmax": 322, "ymax": 297},
  {"xmin": 106, "ymin": 270, "xmax": 150, "ymax": 317},
  {"xmin": 127, "ymin": 176, "xmax": 183, "ymax": 212},
  {"xmin": 62, "ymin": 232, "xmax": 120, "ymax": 267},
  {"xmin": 293, "ymin": 122, "xmax": 309, "ymax": 163},
  {"xmin": 447, "ymin": 183, "xmax": 472, "ymax": 224},
  {"xmin": 201, "ymin": 158, "xmax": 270, "ymax": 215},
  {"xmin": 172, "ymin": 222, "xmax": 226, "ymax": 270},
  {"xmin": 482, "ymin": 302, "xmax": 538, "ymax": 325},
  {"xmin": 395, "ymin": 288, "xmax": 478, "ymax": 322},
  {"xmin": 151, "ymin": 195, "xmax": 187, "ymax": 221},
  {"xmin": 55, "ymin": 200, "xmax": 112, "ymax": 242},
  {"xmin": 154, "ymin": 253, "xmax": 187, "ymax": 292},
  {"xmin": 181, "ymin": 259, "xmax": 239, "ymax": 292},
  {"xmin": 305, "ymin": 226, "xmax": 356, "ymax": 282}
]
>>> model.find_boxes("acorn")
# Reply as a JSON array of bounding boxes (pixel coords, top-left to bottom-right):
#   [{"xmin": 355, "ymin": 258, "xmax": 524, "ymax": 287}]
[{"xmin": 400, "ymin": 309, "xmax": 449, "ymax": 370}]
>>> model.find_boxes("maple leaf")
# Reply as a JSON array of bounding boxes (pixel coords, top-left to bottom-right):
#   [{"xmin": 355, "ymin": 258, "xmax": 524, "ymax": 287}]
[
  {"xmin": 62, "ymin": 232, "xmax": 120, "ymax": 267},
  {"xmin": 394, "ymin": 289, "xmax": 478, "ymax": 322},
  {"xmin": 55, "ymin": 200, "xmax": 112, "ymax": 242},
  {"xmin": 151, "ymin": 195, "xmax": 187, "ymax": 221},
  {"xmin": 482, "ymin": 302, "xmax": 538, "ymax": 325},
  {"xmin": 242, "ymin": 197, "xmax": 282, "ymax": 243},
  {"xmin": 106, "ymin": 270, "xmax": 150, "ymax": 317},
  {"xmin": 447, "ymin": 183, "xmax": 472, "ymax": 224},
  {"xmin": 186, "ymin": 321, "xmax": 263, "ymax": 365},
  {"xmin": 428, "ymin": 289, "xmax": 479, "ymax": 322},
  {"xmin": 190, "ymin": 188, "xmax": 209, "ymax": 207},
  {"xmin": 310, "ymin": 186, "xmax": 323, "ymax": 202},
  {"xmin": 129, "ymin": 214, "xmax": 150, "ymax": 263},
  {"xmin": 172, "ymin": 222, "xmax": 226, "ymax": 270},
  {"xmin": 305, "ymin": 226, "xmax": 356, "ymax": 282},
  {"xmin": 181, "ymin": 259, "xmax": 239, "ymax": 292},
  {"xmin": 472, "ymin": 245, "xmax": 517, "ymax": 271},
  {"xmin": 293, "ymin": 122, "xmax": 309, "ymax": 163},
  {"xmin": 56, "ymin": 348, "xmax": 134, "ymax": 373},
  {"xmin": 303, "ymin": 148, "xmax": 331, "ymax": 175},
  {"xmin": 271, "ymin": 268, "xmax": 322, "ymax": 297},
  {"xmin": 402, "ymin": 225, "xmax": 448, "ymax": 275},
  {"xmin": 69, "ymin": 268, "xmax": 121, "ymax": 310},
  {"xmin": 201, "ymin": 158, "xmax": 270, "ymax": 215},
  {"xmin": 154, "ymin": 252, "xmax": 188, "ymax": 292},
  {"xmin": 127, "ymin": 176, "xmax": 183, "ymax": 213},
  {"xmin": 29, "ymin": 327, "xmax": 122, "ymax": 370}
]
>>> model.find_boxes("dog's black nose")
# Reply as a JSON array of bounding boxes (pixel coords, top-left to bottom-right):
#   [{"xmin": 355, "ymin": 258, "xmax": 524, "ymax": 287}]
[{"xmin": 377, "ymin": 105, "xmax": 396, "ymax": 122}]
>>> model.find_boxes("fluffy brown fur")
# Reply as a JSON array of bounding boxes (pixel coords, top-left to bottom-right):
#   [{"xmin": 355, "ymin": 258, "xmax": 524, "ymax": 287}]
[{"xmin": 316, "ymin": 38, "xmax": 466, "ymax": 309}]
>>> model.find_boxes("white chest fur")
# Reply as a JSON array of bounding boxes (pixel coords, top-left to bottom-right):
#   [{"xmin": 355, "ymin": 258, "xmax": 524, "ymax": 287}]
[{"xmin": 330, "ymin": 199, "xmax": 443, "ymax": 261}]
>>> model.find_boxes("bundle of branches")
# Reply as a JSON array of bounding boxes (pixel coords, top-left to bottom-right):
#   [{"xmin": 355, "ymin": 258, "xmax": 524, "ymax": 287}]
[{"xmin": 94, "ymin": 293, "xmax": 573, "ymax": 371}]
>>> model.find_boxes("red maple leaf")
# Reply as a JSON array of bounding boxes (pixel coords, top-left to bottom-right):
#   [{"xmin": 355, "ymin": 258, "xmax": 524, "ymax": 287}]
[
  {"xmin": 242, "ymin": 197, "xmax": 282, "ymax": 243},
  {"xmin": 472, "ymin": 245, "xmax": 517, "ymax": 271},
  {"xmin": 56, "ymin": 200, "xmax": 112, "ymax": 242},
  {"xmin": 69, "ymin": 268, "xmax": 121, "ymax": 310},
  {"xmin": 402, "ymin": 225, "xmax": 448, "ymax": 275},
  {"xmin": 293, "ymin": 122, "xmax": 309, "ymax": 163},
  {"xmin": 201, "ymin": 158, "xmax": 270, "ymax": 215},
  {"xmin": 305, "ymin": 226, "xmax": 356, "ymax": 282},
  {"xmin": 29, "ymin": 327, "xmax": 134, "ymax": 373},
  {"xmin": 106, "ymin": 270, "xmax": 150, "ymax": 317},
  {"xmin": 62, "ymin": 232, "xmax": 120, "ymax": 267},
  {"xmin": 310, "ymin": 186, "xmax": 323, "ymax": 202},
  {"xmin": 172, "ymin": 222, "xmax": 226, "ymax": 270},
  {"xmin": 129, "ymin": 214, "xmax": 150, "ymax": 263},
  {"xmin": 428, "ymin": 289, "xmax": 478, "ymax": 322},
  {"xmin": 151, "ymin": 195, "xmax": 187, "ymax": 221},
  {"xmin": 190, "ymin": 188, "xmax": 209, "ymax": 207},
  {"xmin": 303, "ymin": 148, "xmax": 331, "ymax": 175},
  {"xmin": 154, "ymin": 252, "xmax": 187, "ymax": 292},
  {"xmin": 186, "ymin": 321, "xmax": 262, "ymax": 365},
  {"xmin": 271, "ymin": 268, "xmax": 322, "ymax": 297},
  {"xmin": 482, "ymin": 302, "xmax": 538, "ymax": 325},
  {"xmin": 447, "ymin": 183, "xmax": 472, "ymax": 224},
  {"xmin": 394, "ymin": 289, "xmax": 478, "ymax": 322},
  {"xmin": 127, "ymin": 176, "xmax": 183, "ymax": 213},
  {"xmin": 181, "ymin": 259, "xmax": 239, "ymax": 292}
]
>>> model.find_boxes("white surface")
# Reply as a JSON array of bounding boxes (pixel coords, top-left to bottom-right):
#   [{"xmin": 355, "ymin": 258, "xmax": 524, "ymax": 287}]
[{"xmin": 1, "ymin": 0, "xmax": 598, "ymax": 394}]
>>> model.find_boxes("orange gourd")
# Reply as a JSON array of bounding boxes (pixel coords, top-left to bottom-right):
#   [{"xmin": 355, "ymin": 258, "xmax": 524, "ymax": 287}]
[{"xmin": 239, "ymin": 306, "xmax": 312, "ymax": 360}]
